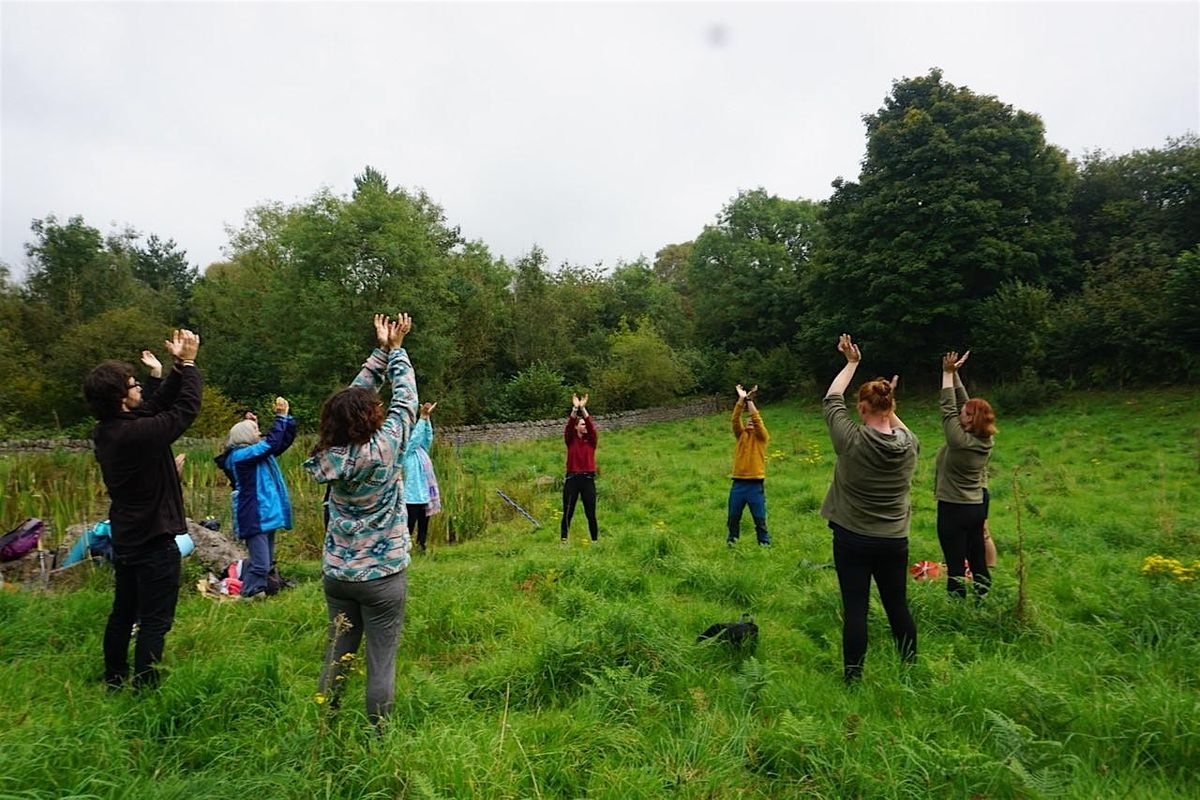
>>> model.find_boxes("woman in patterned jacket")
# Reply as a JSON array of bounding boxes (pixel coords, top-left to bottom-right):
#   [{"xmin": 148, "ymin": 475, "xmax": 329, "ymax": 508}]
[{"xmin": 304, "ymin": 313, "xmax": 418, "ymax": 727}]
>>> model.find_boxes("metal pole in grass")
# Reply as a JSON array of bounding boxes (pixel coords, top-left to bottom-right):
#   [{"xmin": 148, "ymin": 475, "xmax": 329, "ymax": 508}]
[
  {"xmin": 1012, "ymin": 466, "xmax": 1029, "ymax": 624},
  {"xmin": 496, "ymin": 490, "xmax": 540, "ymax": 528}
]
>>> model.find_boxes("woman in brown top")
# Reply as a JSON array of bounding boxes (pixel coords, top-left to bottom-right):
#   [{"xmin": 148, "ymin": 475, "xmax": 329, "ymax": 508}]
[
  {"xmin": 822, "ymin": 334, "xmax": 919, "ymax": 683},
  {"xmin": 935, "ymin": 351, "xmax": 997, "ymax": 597}
]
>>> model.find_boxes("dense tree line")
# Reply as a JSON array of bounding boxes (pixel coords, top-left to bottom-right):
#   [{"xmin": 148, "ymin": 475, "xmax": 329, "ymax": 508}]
[{"xmin": 2, "ymin": 70, "xmax": 1196, "ymax": 436}]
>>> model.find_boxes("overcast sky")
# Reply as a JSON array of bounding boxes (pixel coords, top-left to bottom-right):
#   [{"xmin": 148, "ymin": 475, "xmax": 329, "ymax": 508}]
[{"xmin": 2, "ymin": 1, "xmax": 1197, "ymax": 279}]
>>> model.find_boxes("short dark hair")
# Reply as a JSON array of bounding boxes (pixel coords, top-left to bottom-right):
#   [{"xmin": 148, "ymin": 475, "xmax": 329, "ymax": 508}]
[{"xmin": 84, "ymin": 361, "xmax": 135, "ymax": 419}]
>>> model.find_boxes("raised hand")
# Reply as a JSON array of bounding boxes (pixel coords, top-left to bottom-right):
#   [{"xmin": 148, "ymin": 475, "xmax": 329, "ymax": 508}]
[
  {"xmin": 420, "ymin": 401, "xmax": 437, "ymax": 419},
  {"xmin": 889, "ymin": 374, "xmax": 900, "ymax": 391},
  {"xmin": 746, "ymin": 385, "xmax": 759, "ymax": 401},
  {"xmin": 374, "ymin": 314, "xmax": 391, "ymax": 350},
  {"xmin": 735, "ymin": 384, "xmax": 747, "ymax": 400},
  {"xmin": 165, "ymin": 329, "xmax": 200, "ymax": 362},
  {"xmin": 572, "ymin": 393, "xmax": 582, "ymax": 409},
  {"xmin": 273, "ymin": 396, "xmax": 289, "ymax": 416},
  {"xmin": 955, "ymin": 350, "xmax": 970, "ymax": 370},
  {"xmin": 140, "ymin": 350, "xmax": 163, "ymax": 378},
  {"xmin": 579, "ymin": 393, "xmax": 589, "ymax": 409},
  {"xmin": 837, "ymin": 333, "xmax": 861, "ymax": 363},
  {"xmin": 387, "ymin": 313, "xmax": 412, "ymax": 350}
]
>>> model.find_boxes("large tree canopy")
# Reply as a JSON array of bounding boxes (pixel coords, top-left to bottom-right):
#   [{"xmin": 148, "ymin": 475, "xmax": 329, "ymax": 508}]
[
  {"xmin": 803, "ymin": 69, "xmax": 1075, "ymax": 377},
  {"xmin": 687, "ymin": 188, "xmax": 820, "ymax": 355}
]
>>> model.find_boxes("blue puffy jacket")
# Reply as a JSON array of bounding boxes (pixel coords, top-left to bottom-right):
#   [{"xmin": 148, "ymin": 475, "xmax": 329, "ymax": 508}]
[{"xmin": 215, "ymin": 415, "xmax": 297, "ymax": 539}]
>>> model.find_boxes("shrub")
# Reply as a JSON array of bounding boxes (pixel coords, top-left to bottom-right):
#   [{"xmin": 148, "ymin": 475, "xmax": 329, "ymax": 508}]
[
  {"xmin": 495, "ymin": 362, "xmax": 571, "ymax": 422},
  {"xmin": 589, "ymin": 322, "xmax": 695, "ymax": 412},
  {"xmin": 990, "ymin": 367, "xmax": 1062, "ymax": 416},
  {"xmin": 188, "ymin": 385, "xmax": 245, "ymax": 438}
]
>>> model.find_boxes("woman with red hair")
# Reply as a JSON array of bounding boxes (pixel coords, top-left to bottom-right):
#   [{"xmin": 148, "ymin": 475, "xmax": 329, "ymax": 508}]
[{"xmin": 935, "ymin": 351, "xmax": 997, "ymax": 598}]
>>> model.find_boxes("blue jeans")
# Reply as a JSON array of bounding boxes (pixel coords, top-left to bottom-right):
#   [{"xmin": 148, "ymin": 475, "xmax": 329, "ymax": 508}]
[
  {"xmin": 727, "ymin": 479, "xmax": 770, "ymax": 544},
  {"xmin": 240, "ymin": 531, "xmax": 276, "ymax": 597}
]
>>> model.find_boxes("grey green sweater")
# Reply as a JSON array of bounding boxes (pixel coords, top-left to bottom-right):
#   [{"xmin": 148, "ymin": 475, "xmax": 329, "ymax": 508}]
[
  {"xmin": 820, "ymin": 393, "xmax": 920, "ymax": 538},
  {"xmin": 934, "ymin": 386, "xmax": 993, "ymax": 504}
]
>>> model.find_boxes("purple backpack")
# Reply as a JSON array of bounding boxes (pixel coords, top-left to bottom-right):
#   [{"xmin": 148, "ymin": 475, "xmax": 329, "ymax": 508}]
[{"xmin": 0, "ymin": 518, "xmax": 44, "ymax": 562}]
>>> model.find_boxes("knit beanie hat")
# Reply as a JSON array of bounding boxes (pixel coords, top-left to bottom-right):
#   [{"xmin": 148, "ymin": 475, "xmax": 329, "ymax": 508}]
[{"xmin": 226, "ymin": 419, "xmax": 260, "ymax": 448}]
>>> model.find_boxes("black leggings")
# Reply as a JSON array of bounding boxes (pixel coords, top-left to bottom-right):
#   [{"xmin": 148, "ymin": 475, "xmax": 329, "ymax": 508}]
[
  {"xmin": 937, "ymin": 499, "xmax": 990, "ymax": 597},
  {"xmin": 561, "ymin": 473, "xmax": 598, "ymax": 541},
  {"xmin": 831, "ymin": 522, "xmax": 917, "ymax": 682},
  {"xmin": 407, "ymin": 504, "xmax": 429, "ymax": 550}
]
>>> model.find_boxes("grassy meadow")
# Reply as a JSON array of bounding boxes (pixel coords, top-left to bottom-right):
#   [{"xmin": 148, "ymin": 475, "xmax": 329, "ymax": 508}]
[{"xmin": 1, "ymin": 389, "xmax": 1198, "ymax": 799}]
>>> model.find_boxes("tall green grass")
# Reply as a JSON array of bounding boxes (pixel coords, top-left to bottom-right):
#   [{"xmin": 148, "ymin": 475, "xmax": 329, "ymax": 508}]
[{"xmin": 1, "ymin": 389, "xmax": 1198, "ymax": 798}]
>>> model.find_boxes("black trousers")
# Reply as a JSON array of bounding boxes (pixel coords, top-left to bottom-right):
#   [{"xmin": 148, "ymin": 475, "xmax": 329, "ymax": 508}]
[
  {"xmin": 104, "ymin": 536, "xmax": 181, "ymax": 689},
  {"xmin": 831, "ymin": 522, "xmax": 917, "ymax": 682},
  {"xmin": 937, "ymin": 498, "xmax": 991, "ymax": 597},
  {"xmin": 407, "ymin": 503, "xmax": 430, "ymax": 550},
  {"xmin": 561, "ymin": 473, "xmax": 598, "ymax": 541}
]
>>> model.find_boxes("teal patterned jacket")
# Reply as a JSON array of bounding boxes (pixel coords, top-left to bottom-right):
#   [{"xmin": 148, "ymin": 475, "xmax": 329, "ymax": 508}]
[{"xmin": 304, "ymin": 347, "xmax": 418, "ymax": 582}]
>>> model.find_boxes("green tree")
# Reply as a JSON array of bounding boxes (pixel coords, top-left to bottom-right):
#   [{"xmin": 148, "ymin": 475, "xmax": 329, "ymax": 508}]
[
  {"xmin": 495, "ymin": 362, "xmax": 571, "ymax": 422},
  {"xmin": 0, "ymin": 266, "xmax": 48, "ymax": 432},
  {"xmin": 132, "ymin": 234, "xmax": 198, "ymax": 323},
  {"xmin": 653, "ymin": 241, "xmax": 692, "ymax": 287},
  {"xmin": 805, "ymin": 68, "xmax": 1075, "ymax": 378},
  {"xmin": 438, "ymin": 242, "xmax": 516, "ymax": 423},
  {"xmin": 600, "ymin": 259, "xmax": 690, "ymax": 349},
  {"xmin": 589, "ymin": 321, "xmax": 696, "ymax": 412},
  {"xmin": 970, "ymin": 281, "xmax": 1053, "ymax": 382},
  {"xmin": 1045, "ymin": 242, "xmax": 1187, "ymax": 385},
  {"xmin": 195, "ymin": 166, "xmax": 472, "ymax": 418},
  {"xmin": 687, "ymin": 189, "xmax": 820, "ymax": 354},
  {"xmin": 1070, "ymin": 135, "xmax": 1200, "ymax": 267},
  {"xmin": 22, "ymin": 215, "xmax": 141, "ymax": 324}
]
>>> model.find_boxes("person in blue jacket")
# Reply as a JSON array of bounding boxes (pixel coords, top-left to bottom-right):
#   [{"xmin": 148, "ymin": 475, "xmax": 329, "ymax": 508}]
[
  {"xmin": 215, "ymin": 396, "xmax": 298, "ymax": 598},
  {"xmin": 402, "ymin": 401, "xmax": 441, "ymax": 553}
]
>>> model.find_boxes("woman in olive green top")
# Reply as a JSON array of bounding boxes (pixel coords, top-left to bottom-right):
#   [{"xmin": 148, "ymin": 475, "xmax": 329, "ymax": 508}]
[
  {"xmin": 822, "ymin": 334, "xmax": 920, "ymax": 683},
  {"xmin": 935, "ymin": 350, "xmax": 996, "ymax": 597}
]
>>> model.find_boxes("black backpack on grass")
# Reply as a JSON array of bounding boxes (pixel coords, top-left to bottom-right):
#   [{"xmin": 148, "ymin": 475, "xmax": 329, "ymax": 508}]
[{"xmin": 697, "ymin": 613, "xmax": 759, "ymax": 653}]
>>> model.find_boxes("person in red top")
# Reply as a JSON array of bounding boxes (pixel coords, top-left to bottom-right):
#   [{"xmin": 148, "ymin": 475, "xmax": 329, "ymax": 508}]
[{"xmin": 562, "ymin": 393, "xmax": 599, "ymax": 543}]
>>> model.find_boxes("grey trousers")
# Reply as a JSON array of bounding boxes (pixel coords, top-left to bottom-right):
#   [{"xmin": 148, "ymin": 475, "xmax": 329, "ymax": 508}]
[{"xmin": 319, "ymin": 570, "xmax": 408, "ymax": 724}]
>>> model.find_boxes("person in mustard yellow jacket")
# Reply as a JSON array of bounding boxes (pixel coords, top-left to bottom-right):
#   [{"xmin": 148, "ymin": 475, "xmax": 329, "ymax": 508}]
[{"xmin": 727, "ymin": 384, "xmax": 770, "ymax": 546}]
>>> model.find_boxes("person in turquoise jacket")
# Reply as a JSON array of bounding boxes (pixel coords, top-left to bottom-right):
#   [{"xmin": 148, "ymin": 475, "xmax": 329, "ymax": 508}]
[
  {"xmin": 215, "ymin": 396, "xmax": 297, "ymax": 598},
  {"xmin": 402, "ymin": 401, "xmax": 441, "ymax": 553}
]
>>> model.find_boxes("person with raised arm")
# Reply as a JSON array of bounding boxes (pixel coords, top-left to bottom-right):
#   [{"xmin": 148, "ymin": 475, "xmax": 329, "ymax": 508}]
[
  {"xmin": 561, "ymin": 393, "xmax": 599, "ymax": 544},
  {"xmin": 215, "ymin": 395, "xmax": 298, "ymax": 598},
  {"xmin": 304, "ymin": 313, "xmax": 418, "ymax": 728},
  {"xmin": 821, "ymin": 333, "xmax": 919, "ymax": 683},
  {"xmin": 84, "ymin": 329, "xmax": 203, "ymax": 690},
  {"xmin": 726, "ymin": 383, "xmax": 771, "ymax": 547},
  {"xmin": 935, "ymin": 350, "xmax": 997, "ymax": 598},
  {"xmin": 402, "ymin": 401, "xmax": 442, "ymax": 554}
]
